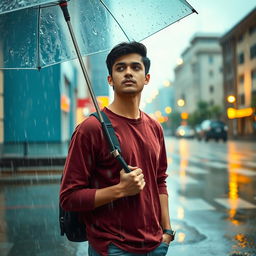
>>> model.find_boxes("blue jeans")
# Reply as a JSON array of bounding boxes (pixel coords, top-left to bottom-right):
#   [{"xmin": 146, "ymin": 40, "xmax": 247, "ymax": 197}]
[{"xmin": 88, "ymin": 242, "xmax": 169, "ymax": 256}]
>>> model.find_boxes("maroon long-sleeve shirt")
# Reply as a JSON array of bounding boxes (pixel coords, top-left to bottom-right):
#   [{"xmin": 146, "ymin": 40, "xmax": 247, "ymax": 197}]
[{"xmin": 60, "ymin": 107, "xmax": 168, "ymax": 255}]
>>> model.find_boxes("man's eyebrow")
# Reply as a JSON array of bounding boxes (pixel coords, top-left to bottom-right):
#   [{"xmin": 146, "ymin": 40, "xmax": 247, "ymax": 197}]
[{"xmin": 114, "ymin": 61, "xmax": 142, "ymax": 66}]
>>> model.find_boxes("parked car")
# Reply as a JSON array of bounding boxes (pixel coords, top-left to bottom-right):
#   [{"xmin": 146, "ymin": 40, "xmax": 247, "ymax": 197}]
[
  {"xmin": 196, "ymin": 120, "xmax": 228, "ymax": 142},
  {"xmin": 175, "ymin": 125, "xmax": 195, "ymax": 138}
]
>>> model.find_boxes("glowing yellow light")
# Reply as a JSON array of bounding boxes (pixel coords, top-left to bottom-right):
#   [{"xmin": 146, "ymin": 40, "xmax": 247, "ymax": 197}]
[
  {"xmin": 227, "ymin": 108, "xmax": 236, "ymax": 119},
  {"xmin": 227, "ymin": 95, "xmax": 236, "ymax": 103},
  {"xmin": 179, "ymin": 129, "xmax": 185, "ymax": 136},
  {"xmin": 163, "ymin": 80, "xmax": 171, "ymax": 87},
  {"xmin": 177, "ymin": 58, "xmax": 183, "ymax": 66},
  {"xmin": 97, "ymin": 96, "xmax": 109, "ymax": 109},
  {"xmin": 61, "ymin": 94, "xmax": 70, "ymax": 112},
  {"xmin": 181, "ymin": 112, "xmax": 189, "ymax": 120},
  {"xmin": 177, "ymin": 99, "xmax": 185, "ymax": 107},
  {"xmin": 227, "ymin": 107, "xmax": 253, "ymax": 119},
  {"xmin": 177, "ymin": 232, "xmax": 186, "ymax": 242},
  {"xmin": 165, "ymin": 106, "xmax": 172, "ymax": 114},
  {"xmin": 155, "ymin": 111, "xmax": 162, "ymax": 117},
  {"xmin": 177, "ymin": 207, "xmax": 184, "ymax": 220}
]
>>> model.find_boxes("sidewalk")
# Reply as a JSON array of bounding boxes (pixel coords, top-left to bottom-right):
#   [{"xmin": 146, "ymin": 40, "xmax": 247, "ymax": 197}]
[{"xmin": 0, "ymin": 165, "xmax": 63, "ymax": 185}]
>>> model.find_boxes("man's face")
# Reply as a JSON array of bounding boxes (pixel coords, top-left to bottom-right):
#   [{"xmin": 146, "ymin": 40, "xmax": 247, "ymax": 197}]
[{"xmin": 107, "ymin": 53, "xmax": 150, "ymax": 95}]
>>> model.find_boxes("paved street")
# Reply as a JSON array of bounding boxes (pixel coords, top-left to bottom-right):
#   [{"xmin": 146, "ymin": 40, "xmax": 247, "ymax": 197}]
[{"xmin": 0, "ymin": 137, "xmax": 256, "ymax": 256}]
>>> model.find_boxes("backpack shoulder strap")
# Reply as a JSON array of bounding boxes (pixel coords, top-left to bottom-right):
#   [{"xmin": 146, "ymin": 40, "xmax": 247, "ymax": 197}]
[{"xmin": 90, "ymin": 111, "xmax": 121, "ymax": 153}]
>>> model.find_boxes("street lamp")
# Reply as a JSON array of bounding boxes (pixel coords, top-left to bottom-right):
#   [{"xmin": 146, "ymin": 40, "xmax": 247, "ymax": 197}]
[
  {"xmin": 226, "ymin": 95, "xmax": 237, "ymax": 137},
  {"xmin": 177, "ymin": 99, "xmax": 185, "ymax": 107},
  {"xmin": 227, "ymin": 95, "xmax": 236, "ymax": 104},
  {"xmin": 165, "ymin": 106, "xmax": 172, "ymax": 114}
]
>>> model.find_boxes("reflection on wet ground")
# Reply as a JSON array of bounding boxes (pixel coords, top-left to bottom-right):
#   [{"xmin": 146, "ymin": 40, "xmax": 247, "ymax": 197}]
[
  {"xmin": 166, "ymin": 138, "xmax": 256, "ymax": 256},
  {"xmin": 0, "ymin": 137, "xmax": 255, "ymax": 255}
]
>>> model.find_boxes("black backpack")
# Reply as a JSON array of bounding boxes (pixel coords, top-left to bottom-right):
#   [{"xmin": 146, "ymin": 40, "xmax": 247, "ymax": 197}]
[{"xmin": 59, "ymin": 111, "xmax": 129, "ymax": 242}]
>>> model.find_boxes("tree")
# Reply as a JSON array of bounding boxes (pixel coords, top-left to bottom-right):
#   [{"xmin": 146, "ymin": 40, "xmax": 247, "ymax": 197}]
[{"xmin": 188, "ymin": 101, "xmax": 223, "ymax": 127}]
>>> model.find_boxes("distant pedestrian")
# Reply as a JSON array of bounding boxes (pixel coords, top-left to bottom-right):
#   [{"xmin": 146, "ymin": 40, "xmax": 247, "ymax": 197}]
[{"xmin": 60, "ymin": 41, "xmax": 175, "ymax": 256}]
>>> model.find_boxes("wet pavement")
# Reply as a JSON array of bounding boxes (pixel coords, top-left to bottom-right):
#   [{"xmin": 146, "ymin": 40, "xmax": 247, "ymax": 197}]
[{"xmin": 0, "ymin": 137, "xmax": 256, "ymax": 256}]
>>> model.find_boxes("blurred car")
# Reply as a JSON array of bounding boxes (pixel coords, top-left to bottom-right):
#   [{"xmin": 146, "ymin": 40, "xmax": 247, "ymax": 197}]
[
  {"xmin": 196, "ymin": 120, "xmax": 228, "ymax": 142},
  {"xmin": 175, "ymin": 125, "xmax": 195, "ymax": 138}
]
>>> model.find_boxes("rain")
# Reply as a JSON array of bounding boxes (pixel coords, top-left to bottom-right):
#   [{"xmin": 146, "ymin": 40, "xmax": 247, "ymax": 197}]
[{"xmin": 0, "ymin": 0, "xmax": 256, "ymax": 256}]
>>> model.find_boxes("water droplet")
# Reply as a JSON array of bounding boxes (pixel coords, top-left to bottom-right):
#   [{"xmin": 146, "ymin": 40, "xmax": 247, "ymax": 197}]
[
  {"xmin": 9, "ymin": 48, "xmax": 14, "ymax": 56},
  {"xmin": 92, "ymin": 28, "xmax": 98, "ymax": 36}
]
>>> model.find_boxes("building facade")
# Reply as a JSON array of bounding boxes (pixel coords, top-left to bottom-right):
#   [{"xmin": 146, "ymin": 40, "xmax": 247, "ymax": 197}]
[
  {"xmin": 173, "ymin": 33, "xmax": 223, "ymax": 115},
  {"xmin": 2, "ymin": 62, "xmax": 78, "ymax": 157},
  {"xmin": 220, "ymin": 8, "xmax": 256, "ymax": 138},
  {"xmin": 0, "ymin": 70, "xmax": 3, "ymax": 145}
]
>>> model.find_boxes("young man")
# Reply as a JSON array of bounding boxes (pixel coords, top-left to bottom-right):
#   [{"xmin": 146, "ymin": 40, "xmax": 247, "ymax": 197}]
[{"xmin": 60, "ymin": 42, "xmax": 174, "ymax": 256}]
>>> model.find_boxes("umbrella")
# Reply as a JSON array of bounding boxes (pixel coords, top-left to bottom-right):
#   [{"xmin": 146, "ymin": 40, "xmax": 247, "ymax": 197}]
[{"xmin": 0, "ymin": 0, "xmax": 197, "ymax": 171}]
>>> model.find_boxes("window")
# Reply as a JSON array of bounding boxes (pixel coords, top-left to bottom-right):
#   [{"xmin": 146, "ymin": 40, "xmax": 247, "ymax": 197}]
[
  {"xmin": 209, "ymin": 85, "xmax": 214, "ymax": 93},
  {"xmin": 238, "ymin": 52, "xmax": 244, "ymax": 64},
  {"xmin": 208, "ymin": 55, "xmax": 213, "ymax": 64},
  {"xmin": 191, "ymin": 63, "xmax": 197, "ymax": 73},
  {"xmin": 210, "ymin": 99, "xmax": 214, "ymax": 106},
  {"xmin": 209, "ymin": 70, "xmax": 214, "ymax": 77},
  {"xmin": 252, "ymin": 69, "xmax": 256, "ymax": 89},
  {"xmin": 249, "ymin": 25, "xmax": 256, "ymax": 35},
  {"xmin": 252, "ymin": 90, "xmax": 256, "ymax": 107},
  {"xmin": 250, "ymin": 44, "xmax": 256, "ymax": 59},
  {"xmin": 237, "ymin": 34, "xmax": 243, "ymax": 43},
  {"xmin": 239, "ymin": 94, "xmax": 245, "ymax": 105},
  {"xmin": 239, "ymin": 74, "xmax": 244, "ymax": 85}
]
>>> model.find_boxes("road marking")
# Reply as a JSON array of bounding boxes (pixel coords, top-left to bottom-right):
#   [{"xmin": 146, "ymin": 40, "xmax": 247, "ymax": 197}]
[
  {"xmin": 186, "ymin": 166, "xmax": 208, "ymax": 174},
  {"xmin": 205, "ymin": 162, "xmax": 227, "ymax": 169},
  {"xmin": 171, "ymin": 175, "xmax": 199, "ymax": 184},
  {"xmin": 215, "ymin": 198, "xmax": 256, "ymax": 209},
  {"xmin": 245, "ymin": 161, "xmax": 256, "ymax": 168},
  {"xmin": 229, "ymin": 169, "xmax": 256, "ymax": 176},
  {"xmin": 180, "ymin": 198, "xmax": 215, "ymax": 211}
]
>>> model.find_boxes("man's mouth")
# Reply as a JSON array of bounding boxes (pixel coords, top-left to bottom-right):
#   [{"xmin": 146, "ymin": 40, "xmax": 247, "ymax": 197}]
[{"xmin": 122, "ymin": 79, "xmax": 136, "ymax": 85}]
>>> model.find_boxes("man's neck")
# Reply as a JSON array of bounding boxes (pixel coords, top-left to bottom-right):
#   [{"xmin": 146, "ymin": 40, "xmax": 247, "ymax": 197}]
[{"xmin": 108, "ymin": 94, "xmax": 141, "ymax": 119}]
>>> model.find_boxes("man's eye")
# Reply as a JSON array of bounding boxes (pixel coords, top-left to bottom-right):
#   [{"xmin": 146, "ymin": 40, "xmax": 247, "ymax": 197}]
[
  {"xmin": 133, "ymin": 66, "xmax": 141, "ymax": 70},
  {"xmin": 116, "ymin": 66, "xmax": 124, "ymax": 71}
]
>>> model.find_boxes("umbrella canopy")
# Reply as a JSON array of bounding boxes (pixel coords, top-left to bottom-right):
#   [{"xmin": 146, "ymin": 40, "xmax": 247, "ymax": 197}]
[{"xmin": 0, "ymin": 0, "xmax": 196, "ymax": 69}]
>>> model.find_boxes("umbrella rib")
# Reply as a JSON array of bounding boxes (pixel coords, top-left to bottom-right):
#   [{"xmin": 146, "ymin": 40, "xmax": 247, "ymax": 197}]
[
  {"xmin": 32, "ymin": 2, "xmax": 59, "ymax": 9},
  {"xmin": 36, "ymin": 6, "xmax": 41, "ymax": 70},
  {"xmin": 99, "ymin": 0, "xmax": 130, "ymax": 42}
]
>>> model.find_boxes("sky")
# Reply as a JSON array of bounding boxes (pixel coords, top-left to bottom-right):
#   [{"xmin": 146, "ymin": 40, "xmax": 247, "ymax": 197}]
[{"xmin": 140, "ymin": 0, "xmax": 256, "ymax": 103}]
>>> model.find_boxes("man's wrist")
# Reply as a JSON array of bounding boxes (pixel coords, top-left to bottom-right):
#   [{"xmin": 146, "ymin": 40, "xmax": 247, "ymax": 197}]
[{"xmin": 163, "ymin": 228, "xmax": 176, "ymax": 241}]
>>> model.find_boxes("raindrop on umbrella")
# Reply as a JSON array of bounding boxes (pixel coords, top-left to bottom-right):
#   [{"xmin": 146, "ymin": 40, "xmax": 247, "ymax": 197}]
[{"xmin": 9, "ymin": 48, "xmax": 14, "ymax": 56}]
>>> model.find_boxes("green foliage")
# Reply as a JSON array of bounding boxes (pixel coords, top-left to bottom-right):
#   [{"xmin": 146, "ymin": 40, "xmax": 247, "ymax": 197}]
[{"xmin": 188, "ymin": 101, "xmax": 223, "ymax": 127}]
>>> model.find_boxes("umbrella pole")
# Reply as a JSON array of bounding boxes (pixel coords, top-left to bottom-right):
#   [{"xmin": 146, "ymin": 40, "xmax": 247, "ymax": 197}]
[{"xmin": 59, "ymin": 1, "xmax": 130, "ymax": 173}]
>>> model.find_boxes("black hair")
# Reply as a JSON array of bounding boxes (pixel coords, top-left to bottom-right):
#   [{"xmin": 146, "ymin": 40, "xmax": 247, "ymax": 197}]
[{"xmin": 106, "ymin": 41, "xmax": 151, "ymax": 76}]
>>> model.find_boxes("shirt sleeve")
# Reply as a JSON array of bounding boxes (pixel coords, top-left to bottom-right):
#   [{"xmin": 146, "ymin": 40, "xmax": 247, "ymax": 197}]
[
  {"xmin": 59, "ymin": 123, "xmax": 98, "ymax": 212},
  {"xmin": 157, "ymin": 127, "xmax": 168, "ymax": 195}
]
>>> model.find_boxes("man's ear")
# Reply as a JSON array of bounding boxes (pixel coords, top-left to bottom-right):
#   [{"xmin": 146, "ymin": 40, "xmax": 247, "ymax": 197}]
[
  {"xmin": 144, "ymin": 74, "xmax": 150, "ymax": 85},
  {"xmin": 107, "ymin": 75, "xmax": 113, "ymax": 86}
]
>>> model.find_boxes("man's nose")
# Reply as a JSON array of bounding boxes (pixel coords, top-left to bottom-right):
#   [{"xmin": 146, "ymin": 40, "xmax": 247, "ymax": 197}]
[{"xmin": 124, "ymin": 66, "xmax": 133, "ymax": 77}]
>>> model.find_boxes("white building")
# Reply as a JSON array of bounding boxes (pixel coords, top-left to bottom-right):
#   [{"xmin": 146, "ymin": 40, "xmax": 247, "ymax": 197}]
[{"xmin": 173, "ymin": 33, "xmax": 223, "ymax": 113}]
